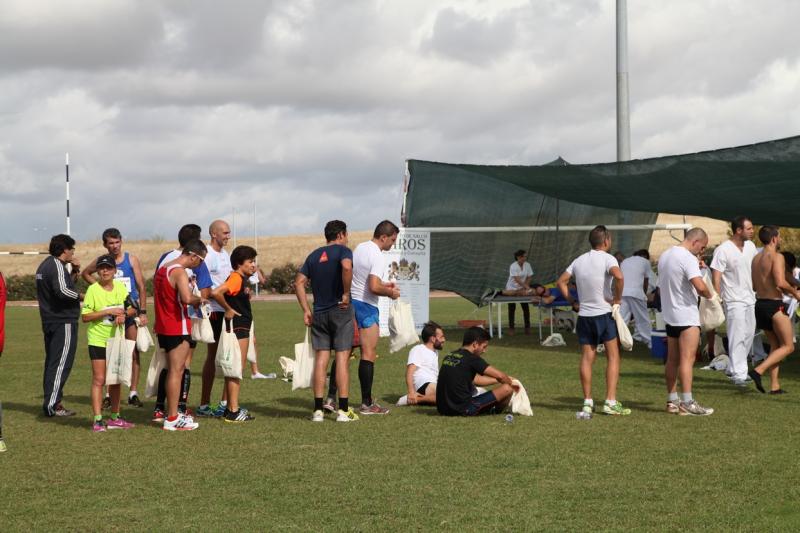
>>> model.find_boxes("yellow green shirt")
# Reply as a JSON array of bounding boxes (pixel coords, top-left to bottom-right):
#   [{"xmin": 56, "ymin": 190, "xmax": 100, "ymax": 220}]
[{"xmin": 82, "ymin": 280, "xmax": 129, "ymax": 347}]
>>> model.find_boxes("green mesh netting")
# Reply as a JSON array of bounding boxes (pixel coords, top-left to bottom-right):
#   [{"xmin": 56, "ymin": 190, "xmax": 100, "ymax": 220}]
[
  {"xmin": 406, "ymin": 135, "xmax": 800, "ymax": 304},
  {"xmin": 404, "ymin": 158, "xmax": 657, "ymax": 305}
]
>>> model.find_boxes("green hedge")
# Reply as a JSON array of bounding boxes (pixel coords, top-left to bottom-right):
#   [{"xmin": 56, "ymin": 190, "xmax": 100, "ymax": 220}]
[{"xmin": 2, "ymin": 263, "xmax": 307, "ymax": 301}]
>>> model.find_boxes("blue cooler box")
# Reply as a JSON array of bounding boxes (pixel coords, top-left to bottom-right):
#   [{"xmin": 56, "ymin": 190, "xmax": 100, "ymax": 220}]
[{"xmin": 651, "ymin": 330, "xmax": 667, "ymax": 360}]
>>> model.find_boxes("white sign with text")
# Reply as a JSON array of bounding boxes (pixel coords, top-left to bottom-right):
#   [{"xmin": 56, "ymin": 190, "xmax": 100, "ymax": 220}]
[{"xmin": 378, "ymin": 230, "xmax": 430, "ymax": 336}]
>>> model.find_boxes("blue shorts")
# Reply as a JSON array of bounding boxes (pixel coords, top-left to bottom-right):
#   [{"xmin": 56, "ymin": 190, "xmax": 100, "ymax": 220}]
[
  {"xmin": 352, "ymin": 300, "xmax": 380, "ymax": 329},
  {"xmin": 463, "ymin": 391, "xmax": 500, "ymax": 416},
  {"xmin": 576, "ymin": 313, "xmax": 617, "ymax": 346}
]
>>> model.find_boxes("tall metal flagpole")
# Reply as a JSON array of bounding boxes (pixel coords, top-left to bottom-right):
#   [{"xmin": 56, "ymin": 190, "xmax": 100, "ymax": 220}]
[
  {"xmin": 616, "ymin": 0, "xmax": 631, "ymax": 162},
  {"xmin": 65, "ymin": 153, "xmax": 71, "ymax": 235}
]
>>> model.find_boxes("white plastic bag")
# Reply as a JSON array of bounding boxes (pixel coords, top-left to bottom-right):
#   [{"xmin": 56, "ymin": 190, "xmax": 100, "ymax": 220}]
[
  {"xmin": 247, "ymin": 320, "xmax": 257, "ymax": 364},
  {"xmin": 292, "ymin": 328, "xmax": 314, "ymax": 390},
  {"xmin": 541, "ymin": 333, "xmax": 566, "ymax": 347},
  {"xmin": 388, "ymin": 299, "xmax": 418, "ymax": 353},
  {"xmin": 215, "ymin": 321, "xmax": 243, "ymax": 379},
  {"xmin": 612, "ymin": 304, "xmax": 633, "ymax": 351},
  {"xmin": 106, "ymin": 325, "xmax": 135, "ymax": 387},
  {"xmin": 135, "ymin": 317, "xmax": 154, "ymax": 352},
  {"xmin": 191, "ymin": 303, "xmax": 215, "ymax": 344},
  {"xmin": 279, "ymin": 356, "xmax": 295, "ymax": 379},
  {"xmin": 699, "ymin": 271, "xmax": 725, "ymax": 332},
  {"xmin": 510, "ymin": 378, "xmax": 533, "ymax": 416},
  {"xmin": 144, "ymin": 345, "xmax": 167, "ymax": 398}
]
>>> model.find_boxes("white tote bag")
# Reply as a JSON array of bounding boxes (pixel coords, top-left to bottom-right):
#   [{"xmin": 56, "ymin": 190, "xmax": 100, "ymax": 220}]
[
  {"xmin": 215, "ymin": 321, "xmax": 243, "ymax": 379},
  {"xmin": 510, "ymin": 378, "xmax": 533, "ymax": 416},
  {"xmin": 144, "ymin": 345, "xmax": 167, "ymax": 398},
  {"xmin": 388, "ymin": 299, "xmax": 418, "ymax": 354},
  {"xmin": 611, "ymin": 304, "xmax": 634, "ymax": 351},
  {"xmin": 699, "ymin": 271, "xmax": 725, "ymax": 332},
  {"xmin": 106, "ymin": 325, "xmax": 135, "ymax": 387},
  {"xmin": 191, "ymin": 304, "xmax": 215, "ymax": 344},
  {"xmin": 279, "ymin": 356, "xmax": 295, "ymax": 379},
  {"xmin": 135, "ymin": 317, "xmax": 155, "ymax": 352},
  {"xmin": 292, "ymin": 328, "xmax": 314, "ymax": 390},
  {"xmin": 247, "ymin": 320, "xmax": 257, "ymax": 364}
]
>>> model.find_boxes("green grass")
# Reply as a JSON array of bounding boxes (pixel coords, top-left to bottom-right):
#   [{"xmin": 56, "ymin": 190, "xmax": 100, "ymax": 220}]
[{"xmin": 2, "ymin": 298, "xmax": 800, "ymax": 531}]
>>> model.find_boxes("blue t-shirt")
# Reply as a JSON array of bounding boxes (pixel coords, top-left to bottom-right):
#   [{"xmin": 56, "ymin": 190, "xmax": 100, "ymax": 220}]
[{"xmin": 299, "ymin": 244, "xmax": 353, "ymax": 313}]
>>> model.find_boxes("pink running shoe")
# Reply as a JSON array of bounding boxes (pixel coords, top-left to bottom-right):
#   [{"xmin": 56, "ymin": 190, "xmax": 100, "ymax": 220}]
[
  {"xmin": 106, "ymin": 418, "xmax": 135, "ymax": 430},
  {"xmin": 92, "ymin": 421, "xmax": 106, "ymax": 433}
]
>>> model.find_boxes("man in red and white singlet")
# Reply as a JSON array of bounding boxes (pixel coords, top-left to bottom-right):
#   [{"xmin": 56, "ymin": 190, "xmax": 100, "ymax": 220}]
[{"xmin": 154, "ymin": 239, "xmax": 206, "ymax": 431}]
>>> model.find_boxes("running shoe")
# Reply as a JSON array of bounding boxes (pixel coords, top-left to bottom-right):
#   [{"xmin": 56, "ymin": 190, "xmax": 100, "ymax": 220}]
[
  {"xmin": 602, "ymin": 401, "xmax": 631, "ymax": 416},
  {"xmin": 211, "ymin": 403, "xmax": 227, "ymax": 417},
  {"xmin": 54, "ymin": 404, "xmax": 76, "ymax": 417},
  {"xmin": 359, "ymin": 403, "xmax": 390, "ymax": 415},
  {"xmin": 769, "ymin": 389, "xmax": 788, "ymax": 395},
  {"xmin": 196, "ymin": 405, "xmax": 214, "ymax": 417},
  {"xmin": 163, "ymin": 414, "xmax": 199, "ymax": 431},
  {"xmin": 92, "ymin": 421, "xmax": 106, "ymax": 433},
  {"xmin": 679, "ymin": 400, "xmax": 714, "ymax": 416},
  {"xmin": 336, "ymin": 408, "xmax": 359, "ymax": 422},
  {"xmin": 322, "ymin": 397, "xmax": 337, "ymax": 413},
  {"xmin": 581, "ymin": 402, "xmax": 594, "ymax": 415},
  {"xmin": 396, "ymin": 395, "xmax": 409, "ymax": 406},
  {"xmin": 311, "ymin": 410, "xmax": 325, "ymax": 422},
  {"xmin": 666, "ymin": 400, "xmax": 681, "ymax": 414},
  {"xmin": 151, "ymin": 408, "xmax": 166, "ymax": 423},
  {"xmin": 106, "ymin": 417, "xmax": 135, "ymax": 430},
  {"xmin": 251, "ymin": 372, "xmax": 277, "ymax": 379},
  {"xmin": 748, "ymin": 369, "xmax": 766, "ymax": 393},
  {"xmin": 102, "ymin": 396, "xmax": 112, "ymax": 410},
  {"xmin": 224, "ymin": 409, "xmax": 255, "ymax": 423},
  {"xmin": 127, "ymin": 395, "xmax": 143, "ymax": 407},
  {"xmin": 178, "ymin": 406, "xmax": 194, "ymax": 417}
]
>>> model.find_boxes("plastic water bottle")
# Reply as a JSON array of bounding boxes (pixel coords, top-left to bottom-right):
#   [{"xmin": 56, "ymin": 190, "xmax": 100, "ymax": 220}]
[
  {"xmin": 575, "ymin": 411, "xmax": 592, "ymax": 420},
  {"xmin": 504, "ymin": 414, "xmax": 514, "ymax": 424}
]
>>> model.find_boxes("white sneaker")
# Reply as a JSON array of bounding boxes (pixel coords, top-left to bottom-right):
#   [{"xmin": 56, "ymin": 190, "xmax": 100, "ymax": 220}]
[
  {"xmin": 396, "ymin": 395, "xmax": 409, "ymax": 406},
  {"xmin": 336, "ymin": 408, "xmax": 359, "ymax": 422},
  {"xmin": 252, "ymin": 372, "xmax": 277, "ymax": 379},
  {"xmin": 311, "ymin": 410, "xmax": 325, "ymax": 422},
  {"xmin": 163, "ymin": 414, "xmax": 199, "ymax": 431}
]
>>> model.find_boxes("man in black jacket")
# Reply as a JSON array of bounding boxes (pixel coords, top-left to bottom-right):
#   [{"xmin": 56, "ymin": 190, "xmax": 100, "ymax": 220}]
[{"xmin": 36, "ymin": 234, "xmax": 81, "ymax": 417}]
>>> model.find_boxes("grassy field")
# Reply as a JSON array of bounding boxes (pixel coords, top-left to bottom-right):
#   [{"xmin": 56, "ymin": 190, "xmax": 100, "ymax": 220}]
[{"xmin": 1, "ymin": 297, "xmax": 799, "ymax": 531}]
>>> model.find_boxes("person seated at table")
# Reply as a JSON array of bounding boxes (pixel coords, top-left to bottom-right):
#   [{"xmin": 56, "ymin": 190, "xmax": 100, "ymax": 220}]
[{"xmin": 503, "ymin": 250, "xmax": 532, "ymax": 335}]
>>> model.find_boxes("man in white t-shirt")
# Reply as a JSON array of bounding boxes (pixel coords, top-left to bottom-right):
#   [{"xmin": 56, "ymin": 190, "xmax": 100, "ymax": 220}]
[
  {"xmin": 351, "ymin": 220, "xmax": 401, "ymax": 415},
  {"xmin": 396, "ymin": 321, "xmax": 445, "ymax": 406},
  {"xmin": 619, "ymin": 249, "xmax": 654, "ymax": 348},
  {"xmin": 502, "ymin": 250, "xmax": 534, "ymax": 335},
  {"xmin": 556, "ymin": 225, "xmax": 630, "ymax": 416},
  {"xmin": 658, "ymin": 228, "xmax": 713, "ymax": 416},
  {"xmin": 710, "ymin": 216, "xmax": 757, "ymax": 387},
  {"xmin": 197, "ymin": 219, "xmax": 233, "ymax": 417}
]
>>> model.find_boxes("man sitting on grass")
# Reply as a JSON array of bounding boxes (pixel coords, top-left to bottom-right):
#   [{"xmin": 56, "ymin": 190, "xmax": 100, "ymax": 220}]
[
  {"xmin": 397, "ymin": 321, "xmax": 445, "ymax": 406},
  {"xmin": 436, "ymin": 326, "xmax": 517, "ymax": 416}
]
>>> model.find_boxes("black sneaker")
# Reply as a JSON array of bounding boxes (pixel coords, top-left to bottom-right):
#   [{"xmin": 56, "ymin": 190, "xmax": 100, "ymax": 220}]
[
  {"xmin": 223, "ymin": 409, "xmax": 255, "ymax": 423},
  {"xmin": 127, "ymin": 395, "xmax": 143, "ymax": 407},
  {"xmin": 748, "ymin": 369, "xmax": 766, "ymax": 393},
  {"xmin": 101, "ymin": 396, "xmax": 112, "ymax": 410}
]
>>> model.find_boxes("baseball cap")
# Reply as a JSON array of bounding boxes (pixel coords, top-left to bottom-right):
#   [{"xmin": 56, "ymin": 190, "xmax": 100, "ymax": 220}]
[{"xmin": 96, "ymin": 254, "xmax": 116, "ymax": 269}]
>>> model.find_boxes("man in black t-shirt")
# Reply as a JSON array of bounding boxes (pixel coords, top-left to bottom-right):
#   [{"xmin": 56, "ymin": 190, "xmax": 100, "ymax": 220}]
[
  {"xmin": 437, "ymin": 327, "xmax": 517, "ymax": 416},
  {"xmin": 295, "ymin": 220, "xmax": 359, "ymax": 423}
]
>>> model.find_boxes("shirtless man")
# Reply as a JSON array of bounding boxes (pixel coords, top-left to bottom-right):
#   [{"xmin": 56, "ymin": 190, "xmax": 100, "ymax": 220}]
[{"xmin": 749, "ymin": 225, "xmax": 800, "ymax": 393}]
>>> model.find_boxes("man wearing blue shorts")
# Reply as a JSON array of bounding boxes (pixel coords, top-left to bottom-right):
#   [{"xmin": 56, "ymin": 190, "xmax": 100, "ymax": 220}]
[
  {"xmin": 436, "ymin": 327, "xmax": 516, "ymax": 416},
  {"xmin": 350, "ymin": 220, "xmax": 401, "ymax": 415},
  {"xmin": 557, "ymin": 225, "xmax": 630, "ymax": 416}
]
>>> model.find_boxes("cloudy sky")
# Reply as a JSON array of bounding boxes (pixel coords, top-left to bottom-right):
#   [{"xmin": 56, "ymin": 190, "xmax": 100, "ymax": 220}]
[{"xmin": 1, "ymin": 0, "xmax": 799, "ymax": 244}]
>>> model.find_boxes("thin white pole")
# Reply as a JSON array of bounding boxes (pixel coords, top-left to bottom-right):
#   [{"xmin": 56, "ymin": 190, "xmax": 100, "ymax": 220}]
[
  {"xmin": 253, "ymin": 203, "xmax": 259, "ymax": 296},
  {"xmin": 616, "ymin": 0, "xmax": 631, "ymax": 162},
  {"xmin": 65, "ymin": 153, "xmax": 71, "ymax": 235},
  {"xmin": 409, "ymin": 224, "xmax": 692, "ymax": 233},
  {"xmin": 232, "ymin": 206, "xmax": 237, "ymax": 248}
]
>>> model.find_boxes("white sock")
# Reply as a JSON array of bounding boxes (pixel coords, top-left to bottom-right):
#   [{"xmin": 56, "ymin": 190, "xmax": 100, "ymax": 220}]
[
  {"xmin": 668, "ymin": 392, "xmax": 679, "ymax": 402},
  {"xmin": 199, "ymin": 404, "xmax": 209, "ymax": 410},
  {"xmin": 129, "ymin": 391, "xmax": 138, "ymax": 399},
  {"xmin": 583, "ymin": 398, "xmax": 593, "ymax": 406},
  {"xmin": 605, "ymin": 399, "xmax": 617, "ymax": 406},
  {"xmin": 219, "ymin": 400, "xmax": 228, "ymax": 407},
  {"xmin": 396, "ymin": 395, "xmax": 408, "ymax": 406},
  {"xmin": 681, "ymin": 392, "xmax": 693, "ymax": 403}
]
